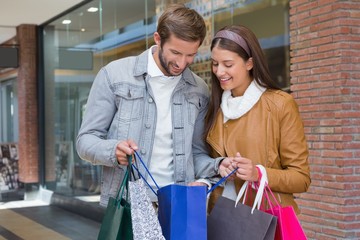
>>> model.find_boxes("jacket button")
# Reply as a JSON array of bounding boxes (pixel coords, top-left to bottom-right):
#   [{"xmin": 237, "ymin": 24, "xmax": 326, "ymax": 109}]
[
  {"xmin": 145, "ymin": 124, "xmax": 151, "ymax": 128},
  {"xmin": 148, "ymin": 98, "xmax": 153, "ymax": 103},
  {"xmin": 141, "ymin": 149, "xmax": 146, "ymax": 155}
]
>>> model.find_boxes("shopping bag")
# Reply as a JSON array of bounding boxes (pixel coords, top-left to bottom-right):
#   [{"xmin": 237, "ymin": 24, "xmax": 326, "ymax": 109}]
[
  {"xmin": 156, "ymin": 167, "xmax": 239, "ymax": 240},
  {"xmin": 265, "ymin": 205, "xmax": 307, "ymax": 240},
  {"xmin": 132, "ymin": 150, "xmax": 237, "ymax": 240},
  {"xmin": 260, "ymin": 169, "xmax": 307, "ymax": 240},
  {"xmin": 97, "ymin": 157, "xmax": 133, "ymax": 240},
  {"xmin": 207, "ymin": 165, "xmax": 277, "ymax": 240},
  {"xmin": 98, "ymin": 196, "xmax": 133, "ymax": 240},
  {"xmin": 128, "ymin": 177, "xmax": 165, "ymax": 240},
  {"xmin": 157, "ymin": 184, "xmax": 207, "ymax": 240},
  {"xmin": 251, "ymin": 165, "xmax": 307, "ymax": 240},
  {"xmin": 207, "ymin": 196, "xmax": 277, "ymax": 240}
]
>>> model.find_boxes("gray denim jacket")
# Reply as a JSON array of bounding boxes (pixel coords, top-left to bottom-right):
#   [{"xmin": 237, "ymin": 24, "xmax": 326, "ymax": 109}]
[{"xmin": 76, "ymin": 49, "xmax": 222, "ymax": 206}]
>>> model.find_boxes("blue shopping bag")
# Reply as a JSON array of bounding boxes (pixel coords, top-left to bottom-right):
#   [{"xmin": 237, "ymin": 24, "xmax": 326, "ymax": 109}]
[
  {"xmin": 132, "ymin": 151, "xmax": 237, "ymax": 240},
  {"xmin": 158, "ymin": 184, "xmax": 207, "ymax": 240}
]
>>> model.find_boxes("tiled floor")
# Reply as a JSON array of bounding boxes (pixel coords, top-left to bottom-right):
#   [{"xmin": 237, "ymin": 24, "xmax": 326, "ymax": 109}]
[{"xmin": 0, "ymin": 200, "xmax": 101, "ymax": 240}]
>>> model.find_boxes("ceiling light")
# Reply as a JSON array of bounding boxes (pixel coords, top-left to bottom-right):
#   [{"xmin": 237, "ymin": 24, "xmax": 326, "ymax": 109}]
[
  {"xmin": 81, "ymin": 28, "xmax": 86, "ymax": 32},
  {"xmin": 62, "ymin": 19, "xmax": 71, "ymax": 25},
  {"xmin": 87, "ymin": 7, "xmax": 98, "ymax": 12}
]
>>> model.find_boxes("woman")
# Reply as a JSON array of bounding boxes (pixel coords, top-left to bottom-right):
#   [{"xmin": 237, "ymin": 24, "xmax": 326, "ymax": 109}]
[{"xmin": 205, "ymin": 25, "xmax": 311, "ymax": 214}]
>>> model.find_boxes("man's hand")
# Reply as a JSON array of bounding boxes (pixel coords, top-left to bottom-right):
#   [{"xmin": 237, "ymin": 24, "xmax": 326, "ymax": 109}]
[
  {"xmin": 115, "ymin": 140, "xmax": 138, "ymax": 165},
  {"xmin": 187, "ymin": 181, "xmax": 208, "ymax": 187}
]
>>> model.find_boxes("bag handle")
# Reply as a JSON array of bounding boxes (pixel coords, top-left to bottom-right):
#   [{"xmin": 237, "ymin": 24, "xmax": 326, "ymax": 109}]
[
  {"xmin": 261, "ymin": 174, "xmax": 282, "ymax": 223},
  {"xmin": 131, "ymin": 149, "xmax": 238, "ymax": 196},
  {"xmin": 131, "ymin": 150, "xmax": 159, "ymax": 196},
  {"xmin": 262, "ymin": 182, "xmax": 281, "ymax": 215},
  {"xmin": 115, "ymin": 155, "xmax": 132, "ymax": 202},
  {"xmin": 235, "ymin": 165, "xmax": 268, "ymax": 214},
  {"xmin": 207, "ymin": 167, "xmax": 238, "ymax": 194}
]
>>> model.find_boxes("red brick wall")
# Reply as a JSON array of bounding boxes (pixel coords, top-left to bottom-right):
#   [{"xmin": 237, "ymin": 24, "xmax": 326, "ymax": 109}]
[
  {"xmin": 290, "ymin": 1, "xmax": 360, "ymax": 239},
  {"xmin": 17, "ymin": 24, "xmax": 39, "ymax": 183}
]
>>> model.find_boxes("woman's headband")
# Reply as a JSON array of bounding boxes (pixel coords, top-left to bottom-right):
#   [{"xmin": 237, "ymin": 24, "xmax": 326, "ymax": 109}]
[{"xmin": 214, "ymin": 30, "xmax": 251, "ymax": 57}]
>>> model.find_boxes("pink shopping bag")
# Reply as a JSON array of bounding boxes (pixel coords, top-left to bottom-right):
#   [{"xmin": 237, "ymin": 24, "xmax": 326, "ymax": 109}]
[{"xmin": 264, "ymin": 186, "xmax": 307, "ymax": 240}]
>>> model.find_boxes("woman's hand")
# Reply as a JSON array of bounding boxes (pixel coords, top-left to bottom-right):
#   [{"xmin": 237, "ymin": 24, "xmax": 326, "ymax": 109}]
[
  {"xmin": 218, "ymin": 157, "xmax": 236, "ymax": 180},
  {"xmin": 232, "ymin": 152, "xmax": 259, "ymax": 181}
]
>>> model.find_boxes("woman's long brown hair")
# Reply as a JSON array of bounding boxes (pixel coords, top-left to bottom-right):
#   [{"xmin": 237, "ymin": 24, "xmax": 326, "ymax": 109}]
[{"xmin": 204, "ymin": 25, "xmax": 281, "ymax": 143}]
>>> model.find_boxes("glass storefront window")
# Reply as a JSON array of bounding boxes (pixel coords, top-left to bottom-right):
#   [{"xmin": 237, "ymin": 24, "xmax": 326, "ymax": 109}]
[
  {"xmin": 42, "ymin": 0, "xmax": 156, "ymax": 196},
  {"xmin": 219, "ymin": 0, "xmax": 290, "ymax": 90},
  {"xmin": 0, "ymin": 78, "xmax": 18, "ymax": 143},
  {"xmin": 42, "ymin": 0, "xmax": 289, "ymax": 198},
  {"xmin": 193, "ymin": 0, "xmax": 290, "ymax": 89},
  {"xmin": 0, "ymin": 78, "xmax": 19, "ymax": 193}
]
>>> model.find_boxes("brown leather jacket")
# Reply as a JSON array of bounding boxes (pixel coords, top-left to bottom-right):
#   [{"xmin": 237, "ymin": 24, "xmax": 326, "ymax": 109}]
[{"xmin": 206, "ymin": 89, "xmax": 311, "ymax": 214}]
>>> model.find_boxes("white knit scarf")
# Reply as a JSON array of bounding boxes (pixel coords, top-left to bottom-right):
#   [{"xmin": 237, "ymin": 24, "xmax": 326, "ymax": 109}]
[{"xmin": 221, "ymin": 80, "xmax": 266, "ymax": 123}]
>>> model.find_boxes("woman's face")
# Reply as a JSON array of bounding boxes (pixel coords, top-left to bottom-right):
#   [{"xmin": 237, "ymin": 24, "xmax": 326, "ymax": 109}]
[{"xmin": 211, "ymin": 45, "xmax": 253, "ymax": 97}]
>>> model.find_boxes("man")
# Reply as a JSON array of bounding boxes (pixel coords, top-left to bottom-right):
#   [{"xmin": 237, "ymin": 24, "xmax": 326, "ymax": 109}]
[{"xmin": 76, "ymin": 4, "xmax": 222, "ymax": 206}]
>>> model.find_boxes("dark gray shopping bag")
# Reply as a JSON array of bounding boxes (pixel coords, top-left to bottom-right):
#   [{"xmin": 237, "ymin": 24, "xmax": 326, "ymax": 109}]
[{"xmin": 207, "ymin": 196, "xmax": 277, "ymax": 240}]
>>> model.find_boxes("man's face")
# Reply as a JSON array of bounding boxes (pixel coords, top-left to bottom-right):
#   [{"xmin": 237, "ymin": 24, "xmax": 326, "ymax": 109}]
[{"xmin": 154, "ymin": 33, "xmax": 200, "ymax": 76}]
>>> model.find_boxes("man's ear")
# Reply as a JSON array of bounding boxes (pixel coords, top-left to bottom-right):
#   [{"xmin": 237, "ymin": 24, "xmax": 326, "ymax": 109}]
[
  {"xmin": 246, "ymin": 57, "xmax": 254, "ymax": 71},
  {"xmin": 154, "ymin": 32, "xmax": 161, "ymax": 46}
]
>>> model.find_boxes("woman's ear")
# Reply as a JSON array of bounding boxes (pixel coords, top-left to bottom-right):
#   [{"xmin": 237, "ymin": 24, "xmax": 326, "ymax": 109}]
[{"xmin": 246, "ymin": 57, "xmax": 254, "ymax": 71}]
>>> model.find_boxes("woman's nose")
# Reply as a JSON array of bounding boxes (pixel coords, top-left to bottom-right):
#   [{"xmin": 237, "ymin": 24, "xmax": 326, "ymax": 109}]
[{"xmin": 215, "ymin": 65, "xmax": 226, "ymax": 75}]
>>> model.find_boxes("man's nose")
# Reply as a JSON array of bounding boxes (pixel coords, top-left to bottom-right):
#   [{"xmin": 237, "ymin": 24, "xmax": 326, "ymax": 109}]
[{"xmin": 176, "ymin": 56, "xmax": 192, "ymax": 69}]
